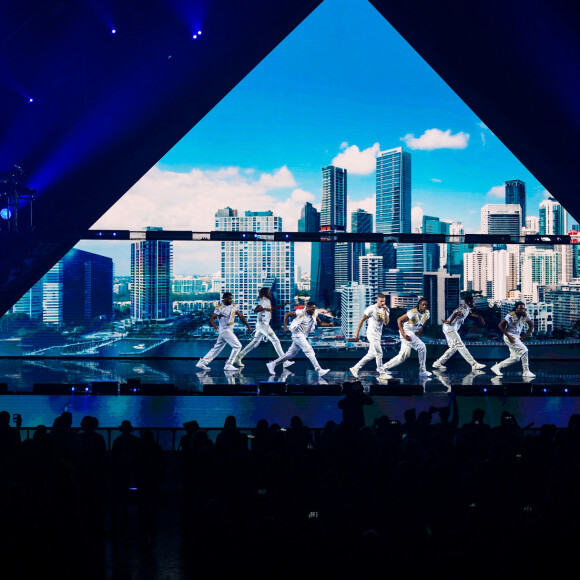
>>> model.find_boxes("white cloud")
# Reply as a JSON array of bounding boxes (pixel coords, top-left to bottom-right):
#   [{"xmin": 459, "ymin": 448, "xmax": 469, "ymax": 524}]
[
  {"xmin": 331, "ymin": 142, "xmax": 380, "ymax": 174},
  {"xmin": 430, "ymin": 178, "xmax": 442, "ymax": 183},
  {"xmin": 487, "ymin": 185, "xmax": 505, "ymax": 198},
  {"xmin": 401, "ymin": 128, "xmax": 470, "ymax": 150},
  {"xmin": 411, "ymin": 205, "xmax": 424, "ymax": 231},
  {"xmin": 92, "ymin": 165, "xmax": 314, "ymax": 274},
  {"xmin": 478, "ymin": 121, "xmax": 488, "ymax": 130},
  {"xmin": 480, "ymin": 132, "xmax": 486, "ymax": 146}
]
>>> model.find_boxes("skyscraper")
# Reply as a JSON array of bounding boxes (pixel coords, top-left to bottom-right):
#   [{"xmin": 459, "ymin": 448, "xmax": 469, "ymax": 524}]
[
  {"xmin": 481, "ymin": 204, "xmax": 522, "ymax": 236},
  {"xmin": 539, "ymin": 197, "xmax": 566, "ymax": 235},
  {"xmin": 298, "ymin": 201, "xmax": 320, "ymax": 298},
  {"xmin": 313, "ymin": 166, "xmax": 347, "ymax": 307},
  {"xmin": 423, "ymin": 269, "xmax": 461, "ymax": 325},
  {"xmin": 131, "ymin": 227, "xmax": 172, "ymax": 320},
  {"xmin": 376, "ymin": 147, "xmax": 411, "ymax": 235},
  {"xmin": 505, "ymin": 179, "xmax": 526, "ymax": 226},
  {"xmin": 422, "ymin": 215, "xmax": 450, "ymax": 271},
  {"xmin": 351, "ymin": 209, "xmax": 373, "ymax": 283},
  {"xmin": 12, "ymin": 280, "xmax": 43, "ymax": 319},
  {"xmin": 359, "ymin": 254, "xmax": 383, "ymax": 297},
  {"xmin": 463, "ymin": 246, "xmax": 519, "ymax": 300},
  {"xmin": 216, "ymin": 209, "xmax": 294, "ymax": 326},
  {"xmin": 42, "ymin": 249, "xmax": 114, "ymax": 324},
  {"xmin": 340, "ymin": 282, "xmax": 374, "ymax": 339},
  {"xmin": 521, "ymin": 247, "xmax": 561, "ymax": 301}
]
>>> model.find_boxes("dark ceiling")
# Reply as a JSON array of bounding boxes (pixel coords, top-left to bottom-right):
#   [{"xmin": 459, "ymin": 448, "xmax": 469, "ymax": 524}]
[{"xmin": 0, "ymin": 0, "xmax": 578, "ymax": 316}]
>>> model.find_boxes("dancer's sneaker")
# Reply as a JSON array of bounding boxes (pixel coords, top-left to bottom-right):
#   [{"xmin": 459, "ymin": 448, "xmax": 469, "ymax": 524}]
[
  {"xmin": 419, "ymin": 369, "xmax": 432, "ymax": 377},
  {"xmin": 349, "ymin": 366, "xmax": 359, "ymax": 378},
  {"xmin": 522, "ymin": 369, "xmax": 536, "ymax": 378},
  {"xmin": 491, "ymin": 363, "xmax": 503, "ymax": 376},
  {"xmin": 282, "ymin": 361, "xmax": 295, "ymax": 368},
  {"xmin": 318, "ymin": 368, "xmax": 330, "ymax": 377},
  {"xmin": 471, "ymin": 362, "xmax": 486, "ymax": 370},
  {"xmin": 196, "ymin": 360, "xmax": 210, "ymax": 370},
  {"xmin": 432, "ymin": 360, "xmax": 446, "ymax": 370},
  {"xmin": 233, "ymin": 357, "xmax": 245, "ymax": 369},
  {"xmin": 266, "ymin": 361, "xmax": 276, "ymax": 375},
  {"xmin": 378, "ymin": 371, "xmax": 392, "ymax": 381},
  {"xmin": 224, "ymin": 363, "xmax": 237, "ymax": 372}
]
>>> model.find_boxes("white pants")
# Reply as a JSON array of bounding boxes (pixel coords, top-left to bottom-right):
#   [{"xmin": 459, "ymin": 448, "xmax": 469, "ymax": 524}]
[
  {"xmin": 437, "ymin": 329, "xmax": 476, "ymax": 366},
  {"xmin": 271, "ymin": 333, "xmax": 321, "ymax": 371},
  {"xmin": 352, "ymin": 331, "xmax": 383, "ymax": 372},
  {"xmin": 238, "ymin": 323, "xmax": 284, "ymax": 360},
  {"xmin": 384, "ymin": 331, "xmax": 427, "ymax": 372},
  {"xmin": 201, "ymin": 329, "xmax": 242, "ymax": 365},
  {"xmin": 497, "ymin": 334, "xmax": 530, "ymax": 371}
]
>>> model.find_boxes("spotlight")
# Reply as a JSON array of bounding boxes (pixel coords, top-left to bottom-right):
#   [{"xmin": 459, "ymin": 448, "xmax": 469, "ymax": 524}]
[
  {"xmin": 483, "ymin": 388, "xmax": 487, "ymax": 393},
  {"xmin": 198, "ymin": 30, "xmax": 202, "ymax": 35},
  {"xmin": 0, "ymin": 208, "xmax": 12, "ymax": 220},
  {"xmin": 111, "ymin": 28, "xmax": 117, "ymax": 34},
  {"xmin": 28, "ymin": 97, "xmax": 34, "ymax": 103},
  {"xmin": 193, "ymin": 34, "xmax": 198, "ymax": 39}
]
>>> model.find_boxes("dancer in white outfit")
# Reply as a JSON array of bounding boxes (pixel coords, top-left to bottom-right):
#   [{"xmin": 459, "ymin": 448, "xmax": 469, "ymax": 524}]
[
  {"xmin": 349, "ymin": 293, "xmax": 390, "ymax": 378},
  {"xmin": 382, "ymin": 298, "xmax": 432, "ymax": 377},
  {"xmin": 234, "ymin": 288, "xmax": 291, "ymax": 368},
  {"xmin": 267, "ymin": 301, "xmax": 333, "ymax": 376},
  {"xmin": 432, "ymin": 294, "xmax": 486, "ymax": 371},
  {"xmin": 491, "ymin": 301, "xmax": 536, "ymax": 378},
  {"xmin": 196, "ymin": 292, "xmax": 252, "ymax": 371}
]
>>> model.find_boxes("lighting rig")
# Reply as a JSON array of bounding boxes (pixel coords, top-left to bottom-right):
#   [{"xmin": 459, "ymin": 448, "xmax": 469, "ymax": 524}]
[{"xmin": 0, "ymin": 166, "xmax": 35, "ymax": 233}]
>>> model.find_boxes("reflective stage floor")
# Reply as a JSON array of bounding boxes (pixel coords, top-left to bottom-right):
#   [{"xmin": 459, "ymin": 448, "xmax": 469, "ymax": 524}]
[{"xmin": 1, "ymin": 357, "xmax": 580, "ymax": 430}]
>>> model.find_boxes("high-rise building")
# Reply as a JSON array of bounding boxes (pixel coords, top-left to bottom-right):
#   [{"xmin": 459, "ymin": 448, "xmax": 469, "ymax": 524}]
[
  {"xmin": 313, "ymin": 166, "xmax": 347, "ymax": 307},
  {"xmin": 539, "ymin": 197, "xmax": 566, "ymax": 235},
  {"xmin": 423, "ymin": 215, "xmax": 450, "ymax": 271},
  {"xmin": 521, "ymin": 247, "xmax": 561, "ymax": 302},
  {"xmin": 131, "ymin": 227, "xmax": 172, "ymax": 320},
  {"xmin": 62, "ymin": 249, "xmax": 113, "ymax": 323},
  {"xmin": 351, "ymin": 209, "xmax": 373, "ymax": 282},
  {"xmin": 42, "ymin": 249, "xmax": 114, "ymax": 324},
  {"xmin": 505, "ymin": 180, "xmax": 526, "ymax": 226},
  {"xmin": 463, "ymin": 247, "xmax": 518, "ymax": 300},
  {"xmin": 359, "ymin": 254, "xmax": 383, "ymax": 297},
  {"xmin": 481, "ymin": 204, "xmax": 522, "ymax": 236},
  {"xmin": 12, "ymin": 280, "xmax": 43, "ymax": 319},
  {"xmin": 298, "ymin": 201, "xmax": 320, "ymax": 299},
  {"xmin": 340, "ymin": 282, "xmax": 374, "ymax": 339},
  {"xmin": 216, "ymin": 209, "xmax": 294, "ymax": 326},
  {"xmin": 320, "ymin": 166, "xmax": 347, "ymax": 230},
  {"xmin": 423, "ymin": 269, "xmax": 461, "ymax": 325},
  {"xmin": 376, "ymin": 147, "xmax": 411, "ymax": 235},
  {"xmin": 396, "ymin": 243, "xmax": 425, "ymax": 295}
]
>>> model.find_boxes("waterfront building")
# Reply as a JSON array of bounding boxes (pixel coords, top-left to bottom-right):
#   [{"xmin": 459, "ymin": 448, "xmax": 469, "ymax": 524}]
[
  {"xmin": 42, "ymin": 249, "xmax": 114, "ymax": 325},
  {"xmin": 499, "ymin": 299, "xmax": 553, "ymax": 335},
  {"xmin": 340, "ymin": 282, "xmax": 374, "ymax": 338},
  {"xmin": 541, "ymin": 282, "xmax": 580, "ymax": 332},
  {"xmin": 539, "ymin": 197, "xmax": 566, "ymax": 235},
  {"xmin": 481, "ymin": 204, "xmax": 522, "ymax": 236},
  {"xmin": 423, "ymin": 269, "xmax": 461, "ymax": 325},
  {"xmin": 172, "ymin": 276, "xmax": 212, "ymax": 294},
  {"xmin": 131, "ymin": 227, "xmax": 172, "ymax": 320},
  {"xmin": 505, "ymin": 179, "xmax": 526, "ymax": 226},
  {"xmin": 351, "ymin": 209, "xmax": 373, "ymax": 282},
  {"xmin": 215, "ymin": 209, "xmax": 294, "ymax": 327}
]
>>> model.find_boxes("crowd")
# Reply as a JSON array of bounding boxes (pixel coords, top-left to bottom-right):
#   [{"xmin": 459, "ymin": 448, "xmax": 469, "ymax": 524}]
[{"xmin": 1, "ymin": 393, "xmax": 580, "ymax": 578}]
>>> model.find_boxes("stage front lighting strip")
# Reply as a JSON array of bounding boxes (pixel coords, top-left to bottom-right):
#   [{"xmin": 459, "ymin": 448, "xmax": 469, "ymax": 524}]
[{"xmin": 79, "ymin": 230, "xmax": 576, "ymax": 245}]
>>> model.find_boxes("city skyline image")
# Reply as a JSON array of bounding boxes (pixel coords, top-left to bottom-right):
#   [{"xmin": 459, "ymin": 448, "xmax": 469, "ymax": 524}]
[{"xmin": 73, "ymin": 0, "xmax": 566, "ymax": 277}]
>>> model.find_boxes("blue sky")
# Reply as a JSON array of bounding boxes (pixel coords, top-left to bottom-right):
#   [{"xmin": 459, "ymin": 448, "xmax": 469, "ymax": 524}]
[{"xmin": 81, "ymin": 0, "xmax": 561, "ymax": 275}]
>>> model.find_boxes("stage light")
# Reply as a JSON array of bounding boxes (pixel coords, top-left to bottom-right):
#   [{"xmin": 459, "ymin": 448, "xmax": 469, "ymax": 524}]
[
  {"xmin": 242, "ymin": 233, "xmax": 246, "ymax": 238},
  {"xmin": 113, "ymin": 232, "xmax": 116, "ymax": 237},
  {"xmin": 483, "ymin": 388, "xmax": 487, "ymax": 392},
  {"xmin": 0, "ymin": 208, "xmax": 11, "ymax": 220},
  {"xmin": 565, "ymin": 388, "xmax": 569, "ymax": 393},
  {"xmin": 98, "ymin": 231, "xmax": 102, "ymax": 237},
  {"xmin": 28, "ymin": 98, "xmax": 34, "ymax": 103},
  {"xmin": 193, "ymin": 34, "xmax": 197, "ymax": 39},
  {"xmin": 198, "ymin": 30, "xmax": 202, "ymax": 35},
  {"xmin": 111, "ymin": 29, "xmax": 116, "ymax": 34}
]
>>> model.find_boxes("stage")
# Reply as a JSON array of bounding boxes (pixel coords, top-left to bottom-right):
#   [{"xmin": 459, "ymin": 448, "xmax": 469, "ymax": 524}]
[{"xmin": 0, "ymin": 357, "xmax": 580, "ymax": 430}]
